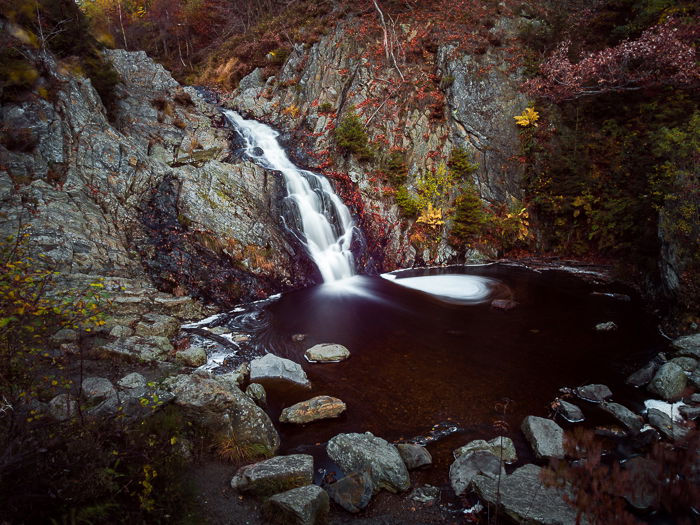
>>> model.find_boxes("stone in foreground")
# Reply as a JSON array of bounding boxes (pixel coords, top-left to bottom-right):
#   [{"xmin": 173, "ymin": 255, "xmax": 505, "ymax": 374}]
[
  {"xmin": 647, "ymin": 362, "xmax": 687, "ymax": 400},
  {"xmin": 574, "ymin": 384, "xmax": 612, "ymax": 403},
  {"xmin": 280, "ymin": 396, "xmax": 346, "ymax": 424},
  {"xmin": 473, "ymin": 464, "xmax": 580, "ymax": 525},
  {"xmin": 263, "ymin": 484, "xmax": 329, "ymax": 525},
  {"xmin": 250, "ymin": 353, "xmax": 311, "ymax": 389},
  {"xmin": 304, "ymin": 343, "xmax": 350, "ymax": 363},
  {"xmin": 326, "ymin": 471, "xmax": 374, "ymax": 513},
  {"xmin": 600, "ymin": 401, "xmax": 644, "ymax": 434},
  {"xmin": 449, "ymin": 450, "xmax": 504, "ymax": 496},
  {"xmin": 326, "ymin": 432, "xmax": 409, "ymax": 493},
  {"xmin": 396, "ymin": 443, "xmax": 432, "ymax": 470},
  {"xmin": 647, "ymin": 408, "xmax": 689, "ymax": 441},
  {"xmin": 521, "ymin": 416, "xmax": 565, "ymax": 459},
  {"xmin": 231, "ymin": 454, "xmax": 314, "ymax": 496},
  {"xmin": 454, "ymin": 436, "xmax": 517, "ymax": 463}
]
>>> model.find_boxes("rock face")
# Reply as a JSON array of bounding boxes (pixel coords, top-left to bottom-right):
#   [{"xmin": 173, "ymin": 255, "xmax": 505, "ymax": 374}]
[
  {"xmin": 326, "ymin": 471, "xmax": 374, "ymax": 513},
  {"xmin": 454, "ymin": 436, "xmax": 518, "ymax": 463},
  {"xmin": 648, "ymin": 362, "xmax": 687, "ymax": 400},
  {"xmin": 231, "ymin": 455, "xmax": 314, "ymax": 496},
  {"xmin": 263, "ymin": 485, "xmax": 329, "ymax": 525},
  {"xmin": 326, "ymin": 432, "xmax": 410, "ymax": 494},
  {"xmin": 279, "ymin": 396, "xmax": 346, "ymax": 424},
  {"xmin": 250, "ymin": 353, "xmax": 311, "ymax": 389},
  {"xmin": 449, "ymin": 450, "xmax": 505, "ymax": 497},
  {"xmin": 304, "ymin": 343, "xmax": 350, "ymax": 363},
  {"xmin": 521, "ymin": 416, "xmax": 565, "ymax": 459},
  {"xmin": 473, "ymin": 464, "xmax": 580, "ymax": 525},
  {"xmin": 165, "ymin": 374, "xmax": 279, "ymax": 456}
]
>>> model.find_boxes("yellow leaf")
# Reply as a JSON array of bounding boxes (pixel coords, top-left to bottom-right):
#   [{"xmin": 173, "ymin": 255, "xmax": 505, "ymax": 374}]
[{"xmin": 514, "ymin": 107, "xmax": 539, "ymax": 127}]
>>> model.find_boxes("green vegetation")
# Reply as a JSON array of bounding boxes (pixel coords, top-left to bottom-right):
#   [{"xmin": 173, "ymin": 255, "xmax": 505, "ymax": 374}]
[
  {"xmin": 395, "ymin": 184, "xmax": 420, "ymax": 217},
  {"xmin": 451, "ymin": 181, "xmax": 489, "ymax": 246},
  {"xmin": 334, "ymin": 109, "xmax": 373, "ymax": 160},
  {"xmin": 382, "ymin": 150, "xmax": 409, "ymax": 185}
]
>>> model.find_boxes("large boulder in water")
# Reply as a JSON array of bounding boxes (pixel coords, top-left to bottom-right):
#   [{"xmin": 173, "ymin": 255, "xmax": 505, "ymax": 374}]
[
  {"xmin": 279, "ymin": 396, "xmax": 346, "ymax": 424},
  {"xmin": 326, "ymin": 432, "xmax": 410, "ymax": 494},
  {"xmin": 164, "ymin": 374, "xmax": 279, "ymax": 456},
  {"xmin": 521, "ymin": 416, "xmax": 565, "ymax": 459},
  {"xmin": 473, "ymin": 464, "xmax": 580, "ymax": 524},
  {"xmin": 304, "ymin": 343, "xmax": 350, "ymax": 363},
  {"xmin": 231, "ymin": 454, "xmax": 314, "ymax": 496},
  {"xmin": 250, "ymin": 353, "xmax": 311, "ymax": 389}
]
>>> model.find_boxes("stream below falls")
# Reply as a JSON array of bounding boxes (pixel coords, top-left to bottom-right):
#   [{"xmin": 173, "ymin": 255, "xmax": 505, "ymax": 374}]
[{"xmin": 207, "ymin": 263, "xmax": 666, "ymax": 488}]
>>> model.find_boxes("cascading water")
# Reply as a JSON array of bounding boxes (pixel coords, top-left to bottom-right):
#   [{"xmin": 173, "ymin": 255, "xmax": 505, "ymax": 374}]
[{"xmin": 224, "ymin": 110, "xmax": 356, "ymax": 282}]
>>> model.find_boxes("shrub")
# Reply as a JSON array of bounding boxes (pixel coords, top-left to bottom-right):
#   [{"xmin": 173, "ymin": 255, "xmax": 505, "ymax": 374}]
[
  {"xmin": 448, "ymin": 147, "xmax": 478, "ymax": 179},
  {"xmin": 450, "ymin": 182, "xmax": 490, "ymax": 246},
  {"xmin": 395, "ymin": 185, "xmax": 420, "ymax": 218},
  {"xmin": 319, "ymin": 101, "xmax": 334, "ymax": 113},
  {"xmin": 334, "ymin": 110, "xmax": 373, "ymax": 160},
  {"xmin": 382, "ymin": 150, "xmax": 408, "ymax": 185}
]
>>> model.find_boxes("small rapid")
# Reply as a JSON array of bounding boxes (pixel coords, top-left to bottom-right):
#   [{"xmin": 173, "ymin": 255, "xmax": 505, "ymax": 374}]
[{"xmin": 224, "ymin": 110, "xmax": 356, "ymax": 282}]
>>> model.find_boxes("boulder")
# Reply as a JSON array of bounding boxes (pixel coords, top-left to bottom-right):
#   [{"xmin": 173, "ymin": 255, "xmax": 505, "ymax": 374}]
[
  {"xmin": 326, "ymin": 432, "xmax": 410, "ymax": 493},
  {"xmin": 599, "ymin": 402, "xmax": 644, "ymax": 434},
  {"xmin": 574, "ymin": 384, "xmax": 612, "ymax": 403},
  {"xmin": 175, "ymin": 346, "xmax": 207, "ymax": 367},
  {"xmin": 215, "ymin": 363, "xmax": 249, "ymax": 390},
  {"xmin": 648, "ymin": 362, "xmax": 687, "ymax": 400},
  {"xmin": 118, "ymin": 372, "xmax": 147, "ymax": 390},
  {"xmin": 671, "ymin": 333, "xmax": 700, "ymax": 359},
  {"xmin": 231, "ymin": 454, "xmax": 314, "ymax": 496},
  {"xmin": 100, "ymin": 335, "xmax": 174, "ymax": 362},
  {"xmin": 670, "ymin": 356, "xmax": 698, "ymax": 372},
  {"xmin": 109, "ymin": 325, "xmax": 134, "ymax": 338},
  {"xmin": 521, "ymin": 416, "xmax": 565, "ymax": 459},
  {"xmin": 454, "ymin": 436, "xmax": 517, "ymax": 463},
  {"xmin": 396, "ymin": 443, "xmax": 432, "ymax": 470},
  {"xmin": 50, "ymin": 328, "xmax": 78, "ymax": 344},
  {"xmin": 48, "ymin": 393, "xmax": 77, "ymax": 421},
  {"xmin": 81, "ymin": 377, "xmax": 116, "ymax": 401},
  {"xmin": 304, "ymin": 343, "xmax": 350, "ymax": 363},
  {"xmin": 245, "ymin": 383, "xmax": 267, "ymax": 407},
  {"xmin": 166, "ymin": 374, "xmax": 279, "ymax": 456},
  {"xmin": 263, "ymin": 484, "xmax": 329, "ymax": 525},
  {"xmin": 473, "ymin": 464, "xmax": 580, "ymax": 525},
  {"xmin": 647, "ymin": 408, "xmax": 689, "ymax": 441},
  {"xmin": 134, "ymin": 313, "xmax": 181, "ymax": 338},
  {"xmin": 408, "ymin": 485, "xmax": 441, "ymax": 505},
  {"xmin": 679, "ymin": 405, "xmax": 700, "ymax": 420},
  {"xmin": 280, "ymin": 396, "xmax": 346, "ymax": 424},
  {"xmin": 626, "ymin": 360, "xmax": 661, "ymax": 387},
  {"xmin": 689, "ymin": 369, "xmax": 700, "ymax": 389},
  {"xmin": 594, "ymin": 321, "xmax": 617, "ymax": 331},
  {"xmin": 250, "ymin": 353, "xmax": 311, "ymax": 389},
  {"xmin": 449, "ymin": 450, "xmax": 504, "ymax": 496},
  {"xmin": 326, "ymin": 471, "xmax": 374, "ymax": 513},
  {"xmin": 553, "ymin": 399, "xmax": 585, "ymax": 423}
]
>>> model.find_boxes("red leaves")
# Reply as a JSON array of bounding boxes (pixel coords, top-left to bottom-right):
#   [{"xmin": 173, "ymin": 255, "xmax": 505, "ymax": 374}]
[{"xmin": 525, "ymin": 20, "xmax": 700, "ymax": 102}]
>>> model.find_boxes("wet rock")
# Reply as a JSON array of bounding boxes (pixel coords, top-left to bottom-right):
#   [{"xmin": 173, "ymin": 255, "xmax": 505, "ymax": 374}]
[
  {"xmin": 454, "ymin": 436, "xmax": 517, "ymax": 463},
  {"xmin": 621, "ymin": 456, "xmax": 659, "ymax": 510},
  {"xmin": 679, "ymin": 405, "xmax": 700, "ymax": 419},
  {"xmin": 553, "ymin": 399, "xmax": 585, "ymax": 423},
  {"xmin": 245, "ymin": 383, "xmax": 267, "ymax": 407},
  {"xmin": 280, "ymin": 396, "xmax": 346, "ymax": 424},
  {"xmin": 575, "ymin": 384, "xmax": 613, "ymax": 403},
  {"xmin": 473, "ymin": 464, "xmax": 580, "ymax": 525},
  {"xmin": 326, "ymin": 471, "xmax": 374, "ymax": 513},
  {"xmin": 408, "ymin": 485, "xmax": 441, "ymax": 505},
  {"xmin": 600, "ymin": 402, "xmax": 644, "ymax": 434},
  {"xmin": 521, "ymin": 416, "xmax": 565, "ymax": 459},
  {"xmin": 134, "ymin": 313, "xmax": 181, "ymax": 339},
  {"xmin": 671, "ymin": 333, "xmax": 700, "ymax": 359},
  {"xmin": 491, "ymin": 299, "xmax": 517, "ymax": 310},
  {"xmin": 449, "ymin": 450, "xmax": 505, "ymax": 496},
  {"xmin": 263, "ymin": 484, "xmax": 329, "ymax": 525},
  {"xmin": 648, "ymin": 362, "xmax": 687, "ymax": 400},
  {"xmin": 166, "ymin": 374, "xmax": 279, "ymax": 455},
  {"xmin": 304, "ymin": 343, "xmax": 350, "ymax": 363},
  {"xmin": 48, "ymin": 394, "xmax": 77, "ymax": 421},
  {"xmin": 326, "ymin": 432, "xmax": 409, "ymax": 494},
  {"xmin": 595, "ymin": 321, "xmax": 618, "ymax": 331},
  {"xmin": 626, "ymin": 360, "xmax": 661, "ymax": 387},
  {"xmin": 670, "ymin": 356, "xmax": 698, "ymax": 372},
  {"xmin": 250, "ymin": 353, "xmax": 311, "ymax": 389},
  {"xmin": 647, "ymin": 408, "xmax": 689, "ymax": 441},
  {"xmin": 100, "ymin": 335, "xmax": 174, "ymax": 362},
  {"xmin": 396, "ymin": 443, "xmax": 432, "ymax": 470},
  {"xmin": 109, "ymin": 325, "xmax": 134, "ymax": 338},
  {"xmin": 231, "ymin": 454, "xmax": 314, "ymax": 496},
  {"xmin": 175, "ymin": 346, "xmax": 207, "ymax": 367}
]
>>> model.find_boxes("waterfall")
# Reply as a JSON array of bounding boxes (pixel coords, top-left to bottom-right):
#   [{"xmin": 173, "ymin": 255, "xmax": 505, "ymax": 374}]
[{"xmin": 224, "ymin": 110, "xmax": 356, "ymax": 282}]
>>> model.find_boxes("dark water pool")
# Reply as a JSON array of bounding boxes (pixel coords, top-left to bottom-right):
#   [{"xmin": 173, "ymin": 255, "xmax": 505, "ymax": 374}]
[{"xmin": 242, "ymin": 264, "xmax": 666, "ymax": 485}]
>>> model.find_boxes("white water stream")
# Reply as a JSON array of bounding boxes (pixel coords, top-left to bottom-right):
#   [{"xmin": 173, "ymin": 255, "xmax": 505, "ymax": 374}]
[{"xmin": 224, "ymin": 110, "xmax": 356, "ymax": 282}]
